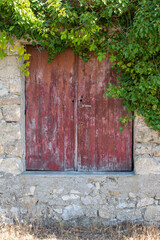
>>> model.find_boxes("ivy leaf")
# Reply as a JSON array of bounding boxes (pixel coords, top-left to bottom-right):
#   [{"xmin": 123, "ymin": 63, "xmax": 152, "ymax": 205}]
[
  {"xmin": 9, "ymin": 26, "xmax": 14, "ymax": 31},
  {"xmin": 119, "ymin": 127, "xmax": 124, "ymax": 132}
]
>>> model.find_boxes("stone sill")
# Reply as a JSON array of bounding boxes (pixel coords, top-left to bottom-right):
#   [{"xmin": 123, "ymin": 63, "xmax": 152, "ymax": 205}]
[{"xmin": 22, "ymin": 171, "xmax": 135, "ymax": 177}]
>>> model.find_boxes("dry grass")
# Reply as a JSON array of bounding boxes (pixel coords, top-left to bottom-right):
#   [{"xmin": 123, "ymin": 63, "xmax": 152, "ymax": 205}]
[{"xmin": 0, "ymin": 222, "xmax": 160, "ymax": 240}]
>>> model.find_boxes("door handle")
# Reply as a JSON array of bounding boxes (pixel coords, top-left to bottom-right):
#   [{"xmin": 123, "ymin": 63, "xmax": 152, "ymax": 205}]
[{"xmin": 81, "ymin": 104, "xmax": 91, "ymax": 108}]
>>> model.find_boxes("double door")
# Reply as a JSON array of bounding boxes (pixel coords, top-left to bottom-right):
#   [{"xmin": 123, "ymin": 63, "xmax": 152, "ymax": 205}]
[{"xmin": 26, "ymin": 47, "xmax": 132, "ymax": 171}]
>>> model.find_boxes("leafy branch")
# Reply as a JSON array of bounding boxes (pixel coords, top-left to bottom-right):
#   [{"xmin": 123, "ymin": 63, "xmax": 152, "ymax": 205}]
[{"xmin": 0, "ymin": 0, "xmax": 159, "ymax": 131}]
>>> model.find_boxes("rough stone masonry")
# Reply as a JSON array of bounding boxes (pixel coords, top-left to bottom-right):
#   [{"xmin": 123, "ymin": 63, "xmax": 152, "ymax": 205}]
[{"xmin": 0, "ymin": 46, "xmax": 160, "ymax": 225}]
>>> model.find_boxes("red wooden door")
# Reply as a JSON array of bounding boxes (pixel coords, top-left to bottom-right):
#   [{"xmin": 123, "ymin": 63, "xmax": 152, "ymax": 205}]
[{"xmin": 26, "ymin": 46, "xmax": 132, "ymax": 171}]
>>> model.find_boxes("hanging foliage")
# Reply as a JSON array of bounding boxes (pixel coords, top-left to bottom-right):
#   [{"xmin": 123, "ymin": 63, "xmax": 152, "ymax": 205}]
[{"xmin": 0, "ymin": 0, "xmax": 159, "ymax": 131}]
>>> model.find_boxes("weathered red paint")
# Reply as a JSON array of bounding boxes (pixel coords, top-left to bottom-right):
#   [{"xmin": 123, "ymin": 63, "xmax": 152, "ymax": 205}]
[
  {"xmin": 26, "ymin": 47, "xmax": 132, "ymax": 171},
  {"xmin": 26, "ymin": 47, "xmax": 75, "ymax": 170},
  {"xmin": 77, "ymin": 54, "xmax": 132, "ymax": 171}
]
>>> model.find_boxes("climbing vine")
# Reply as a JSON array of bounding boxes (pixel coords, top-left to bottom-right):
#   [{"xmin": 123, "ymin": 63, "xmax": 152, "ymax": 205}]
[{"xmin": 0, "ymin": 0, "xmax": 159, "ymax": 131}]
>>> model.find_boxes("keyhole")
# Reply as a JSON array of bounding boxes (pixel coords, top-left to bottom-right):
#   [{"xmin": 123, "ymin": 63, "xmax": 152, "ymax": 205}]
[{"xmin": 72, "ymin": 100, "xmax": 74, "ymax": 103}]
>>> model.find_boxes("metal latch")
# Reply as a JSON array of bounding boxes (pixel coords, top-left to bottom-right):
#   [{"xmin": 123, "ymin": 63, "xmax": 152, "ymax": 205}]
[{"xmin": 81, "ymin": 105, "xmax": 91, "ymax": 108}]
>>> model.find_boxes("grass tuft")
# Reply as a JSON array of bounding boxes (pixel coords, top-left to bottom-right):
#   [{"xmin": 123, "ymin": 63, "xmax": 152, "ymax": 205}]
[{"xmin": 0, "ymin": 222, "xmax": 160, "ymax": 240}]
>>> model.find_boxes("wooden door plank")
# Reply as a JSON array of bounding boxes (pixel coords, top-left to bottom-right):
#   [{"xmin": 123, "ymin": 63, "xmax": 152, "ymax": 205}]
[
  {"xmin": 77, "ymin": 53, "xmax": 133, "ymax": 171},
  {"xmin": 26, "ymin": 47, "xmax": 75, "ymax": 170},
  {"xmin": 120, "ymin": 105, "xmax": 133, "ymax": 170},
  {"xmin": 107, "ymin": 60, "xmax": 117, "ymax": 170},
  {"xmin": 77, "ymin": 55, "xmax": 97, "ymax": 171},
  {"xmin": 59, "ymin": 49, "xmax": 75, "ymax": 170},
  {"xmin": 96, "ymin": 58, "xmax": 110, "ymax": 170}
]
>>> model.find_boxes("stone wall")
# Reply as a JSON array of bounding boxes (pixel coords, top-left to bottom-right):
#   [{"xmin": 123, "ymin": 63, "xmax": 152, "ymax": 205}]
[
  {"xmin": 0, "ymin": 49, "xmax": 160, "ymax": 225},
  {"xmin": 0, "ymin": 55, "xmax": 24, "ymax": 175}
]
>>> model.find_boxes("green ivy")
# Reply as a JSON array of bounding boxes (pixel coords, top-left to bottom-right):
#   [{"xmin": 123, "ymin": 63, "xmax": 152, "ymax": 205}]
[{"xmin": 0, "ymin": 0, "xmax": 159, "ymax": 131}]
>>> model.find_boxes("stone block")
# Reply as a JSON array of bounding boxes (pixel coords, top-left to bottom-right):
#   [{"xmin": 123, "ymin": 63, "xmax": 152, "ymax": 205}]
[
  {"xmin": 52, "ymin": 188, "xmax": 64, "ymax": 194},
  {"xmin": 0, "ymin": 123, "xmax": 21, "ymax": 143},
  {"xmin": 99, "ymin": 205, "xmax": 115, "ymax": 219},
  {"xmin": 135, "ymin": 128, "xmax": 159, "ymax": 143},
  {"xmin": 70, "ymin": 190, "xmax": 81, "ymax": 194},
  {"xmin": 9, "ymin": 78, "xmax": 21, "ymax": 94},
  {"xmin": 135, "ymin": 143, "xmax": 152, "ymax": 156},
  {"xmin": 114, "ymin": 193, "xmax": 129, "ymax": 202},
  {"xmin": 4, "ymin": 141, "xmax": 22, "ymax": 157},
  {"xmin": 62, "ymin": 205, "xmax": 84, "ymax": 220},
  {"xmin": 116, "ymin": 209, "xmax": 142, "ymax": 221},
  {"xmin": 6, "ymin": 55, "xmax": 19, "ymax": 66},
  {"xmin": 85, "ymin": 207, "xmax": 97, "ymax": 217},
  {"xmin": 47, "ymin": 198, "xmax": 65, "ymax": 206},
  {"xmin": 128, "ymin": 192, "xmax": 136, "ymax": 200},
  {"xmin": 81, "ymin": 195, "xmax": 104, "ymax": 205},
  {"xmin": 3, "ymin": 105, "xmax": 21, "ymax": 122},
  {"xmin": 62, "ymin": 194, "xmax": 80, "ymax": 201},
  {"xmin": 137, "ymin": 198, "xmax": 155, "ymax": 208},
  {"xmin": 117, "ymin": 202, "xmax": 135, "ymax": 209},
  {"xmin": 81, "ymin": 196, "xmax": 92, "ymax": 205},
  {"xmin": 0, "ymin": 66, "xmax": 19, "ymax": 80},
  {"xmin": 144, "ymin": 206, "xmax": 160, "ymax": 222},
  {"xmin": 0, "ymin": 96, "xmax": 21, "ymax": 106},
  {"xmin": 135, "ymin": 157, "xmax": 160, "ymax": 174},
  {"xmin": 0, "ymin": 157, "xmax": 23, "ymax": 175},
  {"xmin": 0, "ymin": 83, "xmax": 9, "ymax": 96}
]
